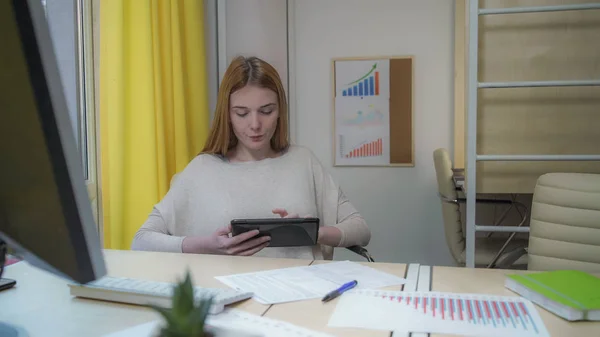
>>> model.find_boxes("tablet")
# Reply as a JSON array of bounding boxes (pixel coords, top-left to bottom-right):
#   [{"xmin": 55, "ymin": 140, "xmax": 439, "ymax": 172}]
[{"xmin": 230, "ymin": 217, "xmax": 320, "ymax": 247}]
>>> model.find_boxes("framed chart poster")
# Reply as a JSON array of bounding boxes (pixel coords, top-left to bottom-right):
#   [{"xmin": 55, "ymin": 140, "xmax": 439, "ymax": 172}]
[{"xmin": 332, "ymin": 56, "xmax": 414, "ymax": 167}]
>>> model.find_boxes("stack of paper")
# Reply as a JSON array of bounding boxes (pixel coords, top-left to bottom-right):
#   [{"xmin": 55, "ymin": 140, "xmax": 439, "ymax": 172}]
[
  {"xmin": 215, "ymin": 261, "xmax": 406, "ymax": 304},
  {"xmin": 103, "ymin": 309, "xmax": 335, "ymax": 337},
  {"xmin": 328, "ymin": 289, "xmax": 551, "ymax": 337}
]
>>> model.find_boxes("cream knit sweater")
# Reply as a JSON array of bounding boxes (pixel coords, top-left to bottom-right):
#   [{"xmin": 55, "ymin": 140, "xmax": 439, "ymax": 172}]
[{"xmin": 131, "ymin": 145, "xmax": 371, "ymax": 260}]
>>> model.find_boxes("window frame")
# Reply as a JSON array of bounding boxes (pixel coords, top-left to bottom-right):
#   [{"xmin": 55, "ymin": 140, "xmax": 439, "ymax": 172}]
[{"xmin": 75, "ymin": 0, "xmax": 100, "ymax": 235}]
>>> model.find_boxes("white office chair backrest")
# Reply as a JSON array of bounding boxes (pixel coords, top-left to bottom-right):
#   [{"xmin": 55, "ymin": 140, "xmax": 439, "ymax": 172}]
[
  {"xmin": 433, "ymin": 148, "xmax": 464, "ymax": 264},
  {"xmin": 528, "ymin": 173, "xmax": 600, "ymax": 272}
]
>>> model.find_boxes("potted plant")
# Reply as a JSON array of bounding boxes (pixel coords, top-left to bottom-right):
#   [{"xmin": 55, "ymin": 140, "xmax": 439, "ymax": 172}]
[{"xmin": 150, "ymin": 271, "xmax": 261, "ymax": 337}]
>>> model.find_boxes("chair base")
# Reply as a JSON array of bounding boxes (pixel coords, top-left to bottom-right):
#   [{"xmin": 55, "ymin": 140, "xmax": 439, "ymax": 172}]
[{"xmin": 458, "ymin": 238, "xmax": 528, "ymax": 268}]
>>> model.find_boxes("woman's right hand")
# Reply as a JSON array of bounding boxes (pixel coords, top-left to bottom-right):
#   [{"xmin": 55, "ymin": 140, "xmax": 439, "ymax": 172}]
[{"xmin": 182, "ymin": 224, "xmax": 270, "ymax": 256}]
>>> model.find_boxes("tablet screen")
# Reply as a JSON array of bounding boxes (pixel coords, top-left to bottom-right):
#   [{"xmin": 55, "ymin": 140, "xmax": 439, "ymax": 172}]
[{"xmin": 230, "ymin": 218, "xmax": 320, "ymax": 247}]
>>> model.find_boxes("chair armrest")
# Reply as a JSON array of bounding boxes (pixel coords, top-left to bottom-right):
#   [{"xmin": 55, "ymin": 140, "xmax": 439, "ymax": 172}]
[
  {"xmin": 345, "ymin": 246, "xmax": 375, "ymax": 262},
  {"xmin": 439, "ymin": 193, "xmax": 527, "ymax": 209}
]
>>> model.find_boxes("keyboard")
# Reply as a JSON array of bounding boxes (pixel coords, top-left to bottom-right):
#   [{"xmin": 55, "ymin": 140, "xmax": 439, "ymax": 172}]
[{"xmin": 68, "ymin": 276, "xmax": 253, "ymax": 314}]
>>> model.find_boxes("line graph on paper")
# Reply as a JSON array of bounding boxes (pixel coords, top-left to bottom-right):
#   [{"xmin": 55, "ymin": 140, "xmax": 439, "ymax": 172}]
[{"xmin": 328, "ymin": 290, "xmax": 550, "ymax": 337}]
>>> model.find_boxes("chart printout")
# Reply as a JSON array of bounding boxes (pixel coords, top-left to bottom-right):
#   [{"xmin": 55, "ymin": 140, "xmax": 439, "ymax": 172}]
[{"xmin": 328, "ymin": 290, "xmax": 550, "ymax": 337}]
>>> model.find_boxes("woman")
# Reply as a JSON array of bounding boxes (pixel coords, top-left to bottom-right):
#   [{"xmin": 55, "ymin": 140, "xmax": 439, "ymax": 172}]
[{"xmin": 131, "ymin": 56, "xmax": 370, "ymax": 260}]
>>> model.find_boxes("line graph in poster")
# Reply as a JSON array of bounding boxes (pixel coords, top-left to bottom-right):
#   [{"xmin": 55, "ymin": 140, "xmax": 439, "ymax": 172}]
[
  {"xmin": 340, "ymin": 104, "xmax": 386, "ymax": 129},
  {"xmin": 335, "ymin": 98, "xmax": 389, "ymax": 131}
]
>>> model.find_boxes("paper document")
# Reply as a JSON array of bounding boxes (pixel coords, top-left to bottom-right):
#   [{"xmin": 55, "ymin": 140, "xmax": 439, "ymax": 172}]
[
  {"xmin": 208, "ymin": 309, "xmax": 335, "ymax": 337},
  {"xmin": 103, "ymin": 309, "xmax": 334, "ymax": 337},
  {"xmin": 103, "ymin": 321, "xmax": 158, "ymax": 337},
  {"xmin": 328, "ymin": 290, "xmax": 550, "ymax": 337},
  {"xmin": 215, "ymin": 261, "xmax": 406, "ymax": 304}
]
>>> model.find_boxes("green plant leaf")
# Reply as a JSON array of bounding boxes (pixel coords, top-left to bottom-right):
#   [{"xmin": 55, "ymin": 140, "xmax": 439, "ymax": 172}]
[
  {"xmin": 149, "ymin": 270, "xmax": 217, "ymax": 337},
  {"xmin": 149, "ymin": 305, "xmax": 178, "ymax": 327},
  {"xmin": 171, "ymin": 271, "xmax": 195, "ymax": 317}
]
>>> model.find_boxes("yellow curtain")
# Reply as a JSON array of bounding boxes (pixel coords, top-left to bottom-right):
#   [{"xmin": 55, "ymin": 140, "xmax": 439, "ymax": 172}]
[{"xmin": 99, "ymin": 0, "xmax": 209, "ymax": 249}]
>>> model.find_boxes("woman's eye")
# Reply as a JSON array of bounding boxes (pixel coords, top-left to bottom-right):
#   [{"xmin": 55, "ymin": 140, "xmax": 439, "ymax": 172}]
[
  {"xmin": 235, "ymin": 111, "xmax": 248, "ymax": 117},
  {"xmin": 260, "ymin": 109, "xmax": 273, "ymax": 115}
]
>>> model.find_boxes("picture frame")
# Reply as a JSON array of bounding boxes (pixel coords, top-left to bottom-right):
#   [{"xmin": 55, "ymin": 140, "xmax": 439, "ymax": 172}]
[{"xmin": 331, "ymin": 56, "xmax": 414, "ymax": 167}]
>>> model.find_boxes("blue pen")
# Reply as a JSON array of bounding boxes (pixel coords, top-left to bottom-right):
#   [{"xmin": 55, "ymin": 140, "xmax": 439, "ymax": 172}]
[{"xmin": 321, "ymin": 280, "xmax": 358, "ymax": 302}]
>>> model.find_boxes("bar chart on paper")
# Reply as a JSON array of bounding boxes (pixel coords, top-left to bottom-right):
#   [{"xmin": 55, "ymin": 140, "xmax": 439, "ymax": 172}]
[
  {"xmin": 380, "ymin": 293, "xmax": 541, "ymax": 331},
  {"xmin": 340, "ymin": 136, "xmax": 383, "ymax": 158},
  {"xmin": 328, "ymin": 290, "xmax": 550, "ymax": 337},
  {"xmin": 341, "ymin": 64, "xmax": 380, "ymax": 97}
]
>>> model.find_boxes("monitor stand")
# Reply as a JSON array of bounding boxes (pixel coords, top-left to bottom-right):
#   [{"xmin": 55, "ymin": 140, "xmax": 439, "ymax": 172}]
[
  {"xmin": 0, "ymin": 323, "xmax": 29, "ymax": 337},
  {"xmin": 1, "ymin": 238, "xmax": 5, "ymax": 276}
]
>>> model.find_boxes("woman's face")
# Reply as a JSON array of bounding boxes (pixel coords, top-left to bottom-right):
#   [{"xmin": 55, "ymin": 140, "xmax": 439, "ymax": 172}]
[{"xmin": 229, "ymin": 85, "xmax": 279, "ymax": 153}]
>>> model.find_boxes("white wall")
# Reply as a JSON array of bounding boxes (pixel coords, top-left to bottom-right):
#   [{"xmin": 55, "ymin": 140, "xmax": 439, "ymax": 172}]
[
  {"xmin": 210, "ymin": 0, "xmax": 290, "ymax": 129},
  {"xmin": 293, "ymin": 0, "xmax": 455, "ymax": 265},
  {"xmin": 219, "ymin": 0, "xmax": 456, "ymax": 265},
  {"xmin": 215, "ymin": 0, "xmax": 296, "ymax": 139},
  {"xmin": 222, "ymin": 0, "xmax": 288, "ymax": 94}
]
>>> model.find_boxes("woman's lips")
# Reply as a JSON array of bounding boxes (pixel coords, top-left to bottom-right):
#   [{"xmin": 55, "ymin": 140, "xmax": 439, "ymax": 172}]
[{"xmin": 249, "ymin": 135, "xmax": 264, "ymax": 142}]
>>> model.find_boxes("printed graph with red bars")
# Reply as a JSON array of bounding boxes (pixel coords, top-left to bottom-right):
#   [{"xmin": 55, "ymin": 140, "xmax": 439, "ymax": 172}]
[
  {"xmin": 343, "ymin": 138, "xmax": 383, "ymax": 158},
  {"xmin": 379, "ymin": 292, "xmax": 542, "ymax": 334}
]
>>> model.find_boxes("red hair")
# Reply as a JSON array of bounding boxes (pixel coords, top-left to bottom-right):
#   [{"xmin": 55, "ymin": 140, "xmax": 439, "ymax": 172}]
[{"xmin": 201, "ymin": 56, "xmax": 288, "ymax": 156}]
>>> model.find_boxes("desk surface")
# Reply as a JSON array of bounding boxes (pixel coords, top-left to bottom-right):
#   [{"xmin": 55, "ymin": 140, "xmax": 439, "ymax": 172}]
[
  {"xmin": 0, "ymin": 249, "xmax": 312, "ymax": 337},
  {"xmin": 430, "ymin": 266, "xmax": 600, "ymax": 337},
  {"xmin": 2, "ymin": 250, "xmax": 599, "ymax": 337},
  {"xmin": 262, "ymin": 260, "xmax": 408, "ymax": 337}
]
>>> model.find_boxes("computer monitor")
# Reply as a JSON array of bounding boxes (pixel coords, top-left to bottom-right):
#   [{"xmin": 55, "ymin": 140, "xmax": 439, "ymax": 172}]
[{"xmin": 0, "ymin": 0, "xmax": 106, "ymax": 284}]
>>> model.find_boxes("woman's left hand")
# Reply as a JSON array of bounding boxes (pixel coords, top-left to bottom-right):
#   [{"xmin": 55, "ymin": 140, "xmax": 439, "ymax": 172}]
[{"xmin": 271, "ymin": 208, "xmax": 342, "ymax": 246}]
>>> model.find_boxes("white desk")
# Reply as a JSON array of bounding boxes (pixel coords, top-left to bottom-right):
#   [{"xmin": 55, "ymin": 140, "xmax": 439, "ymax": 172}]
[
  {"xmin": 0, "ymin": 249, "xmax": 311, "ymax": 337},
  {"xmin": 430, "ymin": 266, "xmax": 600, "ymax": 337},
  {"xmin": 2, "ymin": 250, "xmax": 598, "ymax": 337},
  {"xmin": 262, "ymin": 260, "xmax": 409, "ymax": 337}
]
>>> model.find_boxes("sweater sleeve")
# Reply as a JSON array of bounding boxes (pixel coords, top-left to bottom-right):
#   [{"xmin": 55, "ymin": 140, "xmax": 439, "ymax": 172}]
[
  {"xmin": 334, "ymin": 188, "xmax": 371, "ymax": 247},
  {"xmin": 130, "ymin": 173, "xmax": 186, "ymax": 253},
  {"xmin": 131, "ymin": 207, "xmax": 184, "ymax": 253},
  {"xmin": 311, "ymin": 152, "xmax": 371, "ymax": 248}
]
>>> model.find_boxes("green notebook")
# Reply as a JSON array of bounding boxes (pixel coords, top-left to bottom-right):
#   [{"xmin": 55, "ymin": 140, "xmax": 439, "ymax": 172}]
[{"xmin": 505, "ymin": 270, "xmax": 600, "ymax": 321}]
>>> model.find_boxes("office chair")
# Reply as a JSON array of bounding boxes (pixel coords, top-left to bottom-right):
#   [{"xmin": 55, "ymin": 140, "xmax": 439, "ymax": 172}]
[
  {"xmin": 345, "ymin": 246, "xmax": 375, "ymax": 262},
  {"xmin": 433, "ymin": 148, "xmax": 528, "ymax": 268},
  {"xmin": 519, "ymin": 173, "xmax": 600, "ymax": 272}
]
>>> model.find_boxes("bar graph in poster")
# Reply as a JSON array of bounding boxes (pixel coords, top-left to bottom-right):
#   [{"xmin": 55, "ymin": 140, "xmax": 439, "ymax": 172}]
[
  {"xmin": 343, "ymin": 138, "xmax": 383, "ymax": 158},
  {"xmin": 337, "ymin": 133, "xmax": 389, "ymax": 166},
  {"xmin": 341, "ymin": 67, "xmax": 379, "ymax": 97},
  {"xmin": 335, "ymin": 59, "xmax": 389, "ymax": 98},
  {"xmin": 328, "ymin": 290, "xmax": 550, "ymax": 337}
]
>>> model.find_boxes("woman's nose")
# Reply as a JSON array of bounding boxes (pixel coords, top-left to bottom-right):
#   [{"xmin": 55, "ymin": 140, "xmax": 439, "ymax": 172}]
[{"xmin": 249, "ymin": 113, "xmax": 261, "ymax": 130}]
